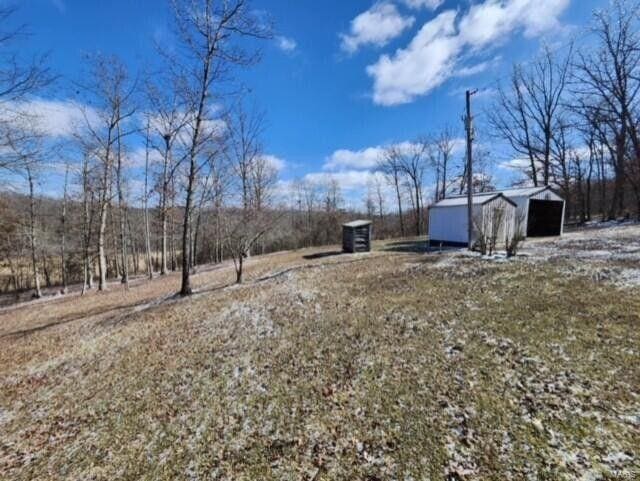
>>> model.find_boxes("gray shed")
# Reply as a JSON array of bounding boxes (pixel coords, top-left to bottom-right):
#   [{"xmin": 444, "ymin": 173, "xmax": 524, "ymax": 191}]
[
  {"xmin": 496, "ymin": 186, "xmax": 565, "ymax": 237},
  {"xmin": 342, "ymin": 220, "xmax": 372, "ymax": 253},
  {"xmin": 429, "ymin": 193, "xmax": 517, "ymax": 247}
]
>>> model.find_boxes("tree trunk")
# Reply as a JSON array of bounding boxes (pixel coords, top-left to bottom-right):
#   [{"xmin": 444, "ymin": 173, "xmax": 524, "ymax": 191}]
[
  {"xmin": 128, "ymin": 215, "xmax": 139, "ymax": 276},
  {"xmin": 81, "ymin": 156, "xmax": 93, "ymax": 295},
  {"xmin": 161, "ymin": 204, "xmax": 168, "ymax": 274},
  {"xmin": 98, "ymin": 131, "xmax": 114, "ymax": 291},
  {"xmin": 236, "ymin": 254, "xmax": 243, "ymax": 284},
  {"xmin": 193, "ymin": 210, "xmax": 202, "ymax": 269},
  {"xmin": 27, "ymin": 166, "xmax": 42, "ymax": 298},
  {"xmin": 181, "ymin": 168, "xmax": 195, "ymax": 295},
  {"xmin": 394, "ymin": 176, "xmax": 405, "ymax": 237},
  {"xmin": 116, "ymin": 123, "xmax": 129, "ymax": 288},
  {"xmin": 61, "ymin": 165, "xmax": 69, "ymax": 294},
  {"xmin": 41, "ymin": 252, "xmax": 51, "ymax": 288},
  {"xmin": 144, "ymin": 121, "xmax": 154, "ymax": 280},
  {"xmin": 160, "ymin": 137, "xmax": 171, "ymax": 276},
  {"xmin": 413, "ymin": 181, "xmax": 422, "ymax": 236},
  {"xmin": 98, "ymin": 194, "xmax": 110, "ymax": 291},
  {"xmin": 180, "ymin": 38, "xmax": 212, "ymax": 296}
]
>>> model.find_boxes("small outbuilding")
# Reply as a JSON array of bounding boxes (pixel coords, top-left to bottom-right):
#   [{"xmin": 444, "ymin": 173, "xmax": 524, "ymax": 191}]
[
  {"xmin": 428, "ymin": 193, "xmax": 517, "ymax": 247},
  {"xmin": 428, "ymin": 186, "xmax": 566, "ymax": 247},
  {"xmin": 499, "ymin": 186, "xmax": 565, "ymax": 237},
  {"xmin": 342, "ymin": 220, "xmax": 372, "ymax": 253}
]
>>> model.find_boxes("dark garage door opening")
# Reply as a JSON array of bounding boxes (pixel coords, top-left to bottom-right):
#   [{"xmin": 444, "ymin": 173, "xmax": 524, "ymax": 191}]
[{"xmin": 527, "ymin": 199, "xmax": 564, "ymax": 237}]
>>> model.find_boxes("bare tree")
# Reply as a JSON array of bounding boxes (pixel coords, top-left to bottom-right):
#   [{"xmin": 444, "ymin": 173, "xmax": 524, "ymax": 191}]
[
  {"xmin": 364, "ymin": 181, "xmax": 376, "ymax": 219},
  {"xmin": 373, "ymin": 174, "xmax": 386, "ymax": 224},
  {"xmin": 433, "ymin": 127, "xmax": 457, "ymax": 200},
  {"xmin": 142, "ymin": 119, "xmax": 154, "ymax": 280},
  {"xmin": 227, "ymin": 104, "xmax": 264, "ymax": 210},
  {"xmin": 377, "ymin": 147, "xmax": 406, "ymax": 236},
  {"xmin": 77, "ymin": 54, "xmax": 137, "ymax": 291},
  {"xmin": 573, "ymin": 0, "xmax": 640, "ymax": 218},
  {"xmin": 168, "ymin": 0, "xmax": 270, "ymax": 296},
  {"xmin": 80, "ymin": 150, "xmax": 96, "ymax": 294},
  {"xmin": 396, "ymin": 141, "xmax": 428, "ymax": 236},
  {"xmin": 295, "ymin": 178, "xmax": 320, "ymax": 246},
  {"xmin": 115, "ymin": 120, "xmax": 130, "ymax": 288},
  {"xmin": 0, "ymin": 7, "xmax": 53, "ymax": 101},
  {"xmin": 0, "ymin": 5, "xmax": 52, "ymax": 297},
  {"xmin": 489, "ymin": 44, "xmax": 572, "ymax": 186},
  {"xmin": 550, "ymin": 117, "xmax": 577, "ymax": 217},
  {"xmin": 225, "ymin": 211, "xmax": 281, "ymax": 284},
  {"xmin": 146, "ymin": 81, "xmax": 189, "ymax": 276},
  {"xmin": 25, "ymin": 162, "xmax": 42, "ymax": 297},
  {"xmin": 192, "ymin": 139, "xmax": 227, "ymax": 268},
  {"xmin": 251, "ymin": 155, "xmax": 279, "ymax": 212}
]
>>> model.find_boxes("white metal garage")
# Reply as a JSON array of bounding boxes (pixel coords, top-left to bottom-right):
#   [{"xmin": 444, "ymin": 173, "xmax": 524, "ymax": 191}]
[
  {"xmin": 428, "ymin": 193, "xmax": 517, "ymax": 247},
  {"xmin": 498, "ymin": 186, "xmax": 566, "ymax": 238}
]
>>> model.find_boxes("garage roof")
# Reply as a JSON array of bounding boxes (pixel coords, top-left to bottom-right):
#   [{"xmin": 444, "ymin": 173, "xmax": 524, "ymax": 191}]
[
  {"xmin": 498, "ymin": 186, "xmax": 552, "ymax": 198},
  {"xmin": 431, "ymin": 192, "xmax": 516, "ymax": 208}
]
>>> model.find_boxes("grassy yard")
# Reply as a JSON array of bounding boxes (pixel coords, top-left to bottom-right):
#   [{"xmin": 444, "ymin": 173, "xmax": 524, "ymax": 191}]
[{"xmin": 1, "ymin": 227, "xmax": 639, "ymax": 480}]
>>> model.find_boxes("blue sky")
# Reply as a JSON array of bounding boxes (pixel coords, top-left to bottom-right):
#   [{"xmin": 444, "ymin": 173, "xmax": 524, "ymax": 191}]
[{"xmin": 10, "ymin": 0, "xmax": 606, "ymax": 206}]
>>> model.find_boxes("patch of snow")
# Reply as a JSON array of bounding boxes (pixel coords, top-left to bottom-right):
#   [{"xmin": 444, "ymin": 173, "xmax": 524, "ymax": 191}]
[
  {"xmin": 619, "ymin": 413, "xmax": 640, "ymax": 427},
  {"xmin": 0, "ymin": 407, "xmax": 12, "ymax": 426},
  {"xmin": 603, "ymin": 451, "xmax": 633, "ymax": 466}
]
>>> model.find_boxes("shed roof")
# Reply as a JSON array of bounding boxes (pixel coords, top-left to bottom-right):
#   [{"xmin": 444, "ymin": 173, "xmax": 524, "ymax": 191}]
[
  {"xmin": 433, "ymin": 186, "xmax": 561, "ymax": 206},
  {"xmin": 497, "ymin": 186, "xmax": 553, "ymax": 198},
  {"xmin": 343, "ymin": 219, "xmax": 373, "ymax": 228},
  {"xmin": 431, "ymin": 192, "xmax": 516, "ymax": 208}
]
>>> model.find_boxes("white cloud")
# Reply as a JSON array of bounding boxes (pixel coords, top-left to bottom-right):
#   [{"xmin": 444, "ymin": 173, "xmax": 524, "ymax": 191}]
[
  {"xmin": 261, "ymin": 154, "xmax": 286, "ymax": 172},
  {"xmin": 498, "ymin": 157, "xmax": 540, "ymax": 172},
  {"xmin": 324, "ymin": 141, "xmax": 431, "ymax": 171},
  {"xmin": 341, "ymin": 2, "xmax": 415, "ymax": 54},
  {"xmin": 305, "ymin": 170, "xmax": 387, "ymax": 196},
  {"xmin": 3, "ymin": 98, "xmax": 98, "ymax": 138},
  {"xmin": 324, "ymin": 146, "xmax": 386, "ymax": 171},
  {"xmin": 324, "ymin": 139, "xmax": 465, "ymax": 171},
  {"xmin": 401, "ymin": 0, "xmax": 444, "ymax": 10},
  {"xmin": 455, "ymin": 61, "xmax": 490, "ymax": 77},
  {"xmin": 454, "ymin": 56, "xmax": 502, "ymax": 78},
  {"xmin": 127, "ymin": 146, "xmax": 164, "ymax": 170},
  {"xmin": 276, "ymin": 36, "xmax": 297, "ymax": 53},
  {"xmin": 367, "ymin": 0, "xmax": 570, "ymax": 106}
]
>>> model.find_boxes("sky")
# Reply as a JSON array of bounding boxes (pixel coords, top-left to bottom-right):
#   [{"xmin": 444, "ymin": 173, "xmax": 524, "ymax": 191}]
[{"xmin": 8, "ymin": 0, "xmax": 607, "ymax": 207}]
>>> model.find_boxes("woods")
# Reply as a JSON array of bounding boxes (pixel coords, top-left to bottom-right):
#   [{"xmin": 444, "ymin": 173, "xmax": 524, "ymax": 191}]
[{"xmin": 2, "ymin": 0, "xmax": 640, "ymax": 299}]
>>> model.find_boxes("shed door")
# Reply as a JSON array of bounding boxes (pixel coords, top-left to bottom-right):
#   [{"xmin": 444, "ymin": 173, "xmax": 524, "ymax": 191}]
[{"xmin": 527, "ymin": 199, "xmax": 563, "ymax": 237}]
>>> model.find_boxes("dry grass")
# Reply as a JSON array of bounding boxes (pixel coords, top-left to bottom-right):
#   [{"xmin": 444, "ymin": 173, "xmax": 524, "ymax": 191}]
[{"xmin": 1, "ymin": 228, "xmax": 639, "ymax": 480}]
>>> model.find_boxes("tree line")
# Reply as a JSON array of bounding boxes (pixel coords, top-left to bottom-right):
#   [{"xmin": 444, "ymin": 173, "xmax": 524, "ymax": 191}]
[
  {"xmin": 0, "ymin": 0, "xmax": 284, "ymax": 299},
  {"xmin": 2, "ymin": 0, "xmax": 640, "ymax": 300}
]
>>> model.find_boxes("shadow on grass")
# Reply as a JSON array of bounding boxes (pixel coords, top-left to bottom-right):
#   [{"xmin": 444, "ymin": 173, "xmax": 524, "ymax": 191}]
[
  {"xmin": 2, "ymin": 299, "xmax": 155, "ymax": 338},
  {"xmin": 303, "ymin": 251, "xmax": 343, "ymax": 260},
  {"xmin": 383, "ymin": 240, "xmax": 431, "ymax": 253}
]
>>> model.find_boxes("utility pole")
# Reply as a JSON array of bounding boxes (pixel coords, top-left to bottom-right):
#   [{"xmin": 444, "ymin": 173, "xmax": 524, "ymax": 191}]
[{"xmin": 465, "ymin": 89, "xmax": 478, "ymax": 250}]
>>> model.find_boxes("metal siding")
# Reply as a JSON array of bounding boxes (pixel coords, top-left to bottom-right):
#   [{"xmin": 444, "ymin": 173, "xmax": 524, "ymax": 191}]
[
  {"xmin": 430, "ymin": 187, "xmax": 564, "ymax": 242},
  {"xmin": 429, "ymin": 205, "xmax": 470, "ymax": 244},
  {"xmin": 477, "ymin": 197, "xmax": 516, "ymax": 246},
  {"xmin": 531, "ymin": 189, "xmax": 563, "ymax": 202},
  {"xmin": 506, "ymin": 195, "xmax": 531, "ymax": 237}
]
